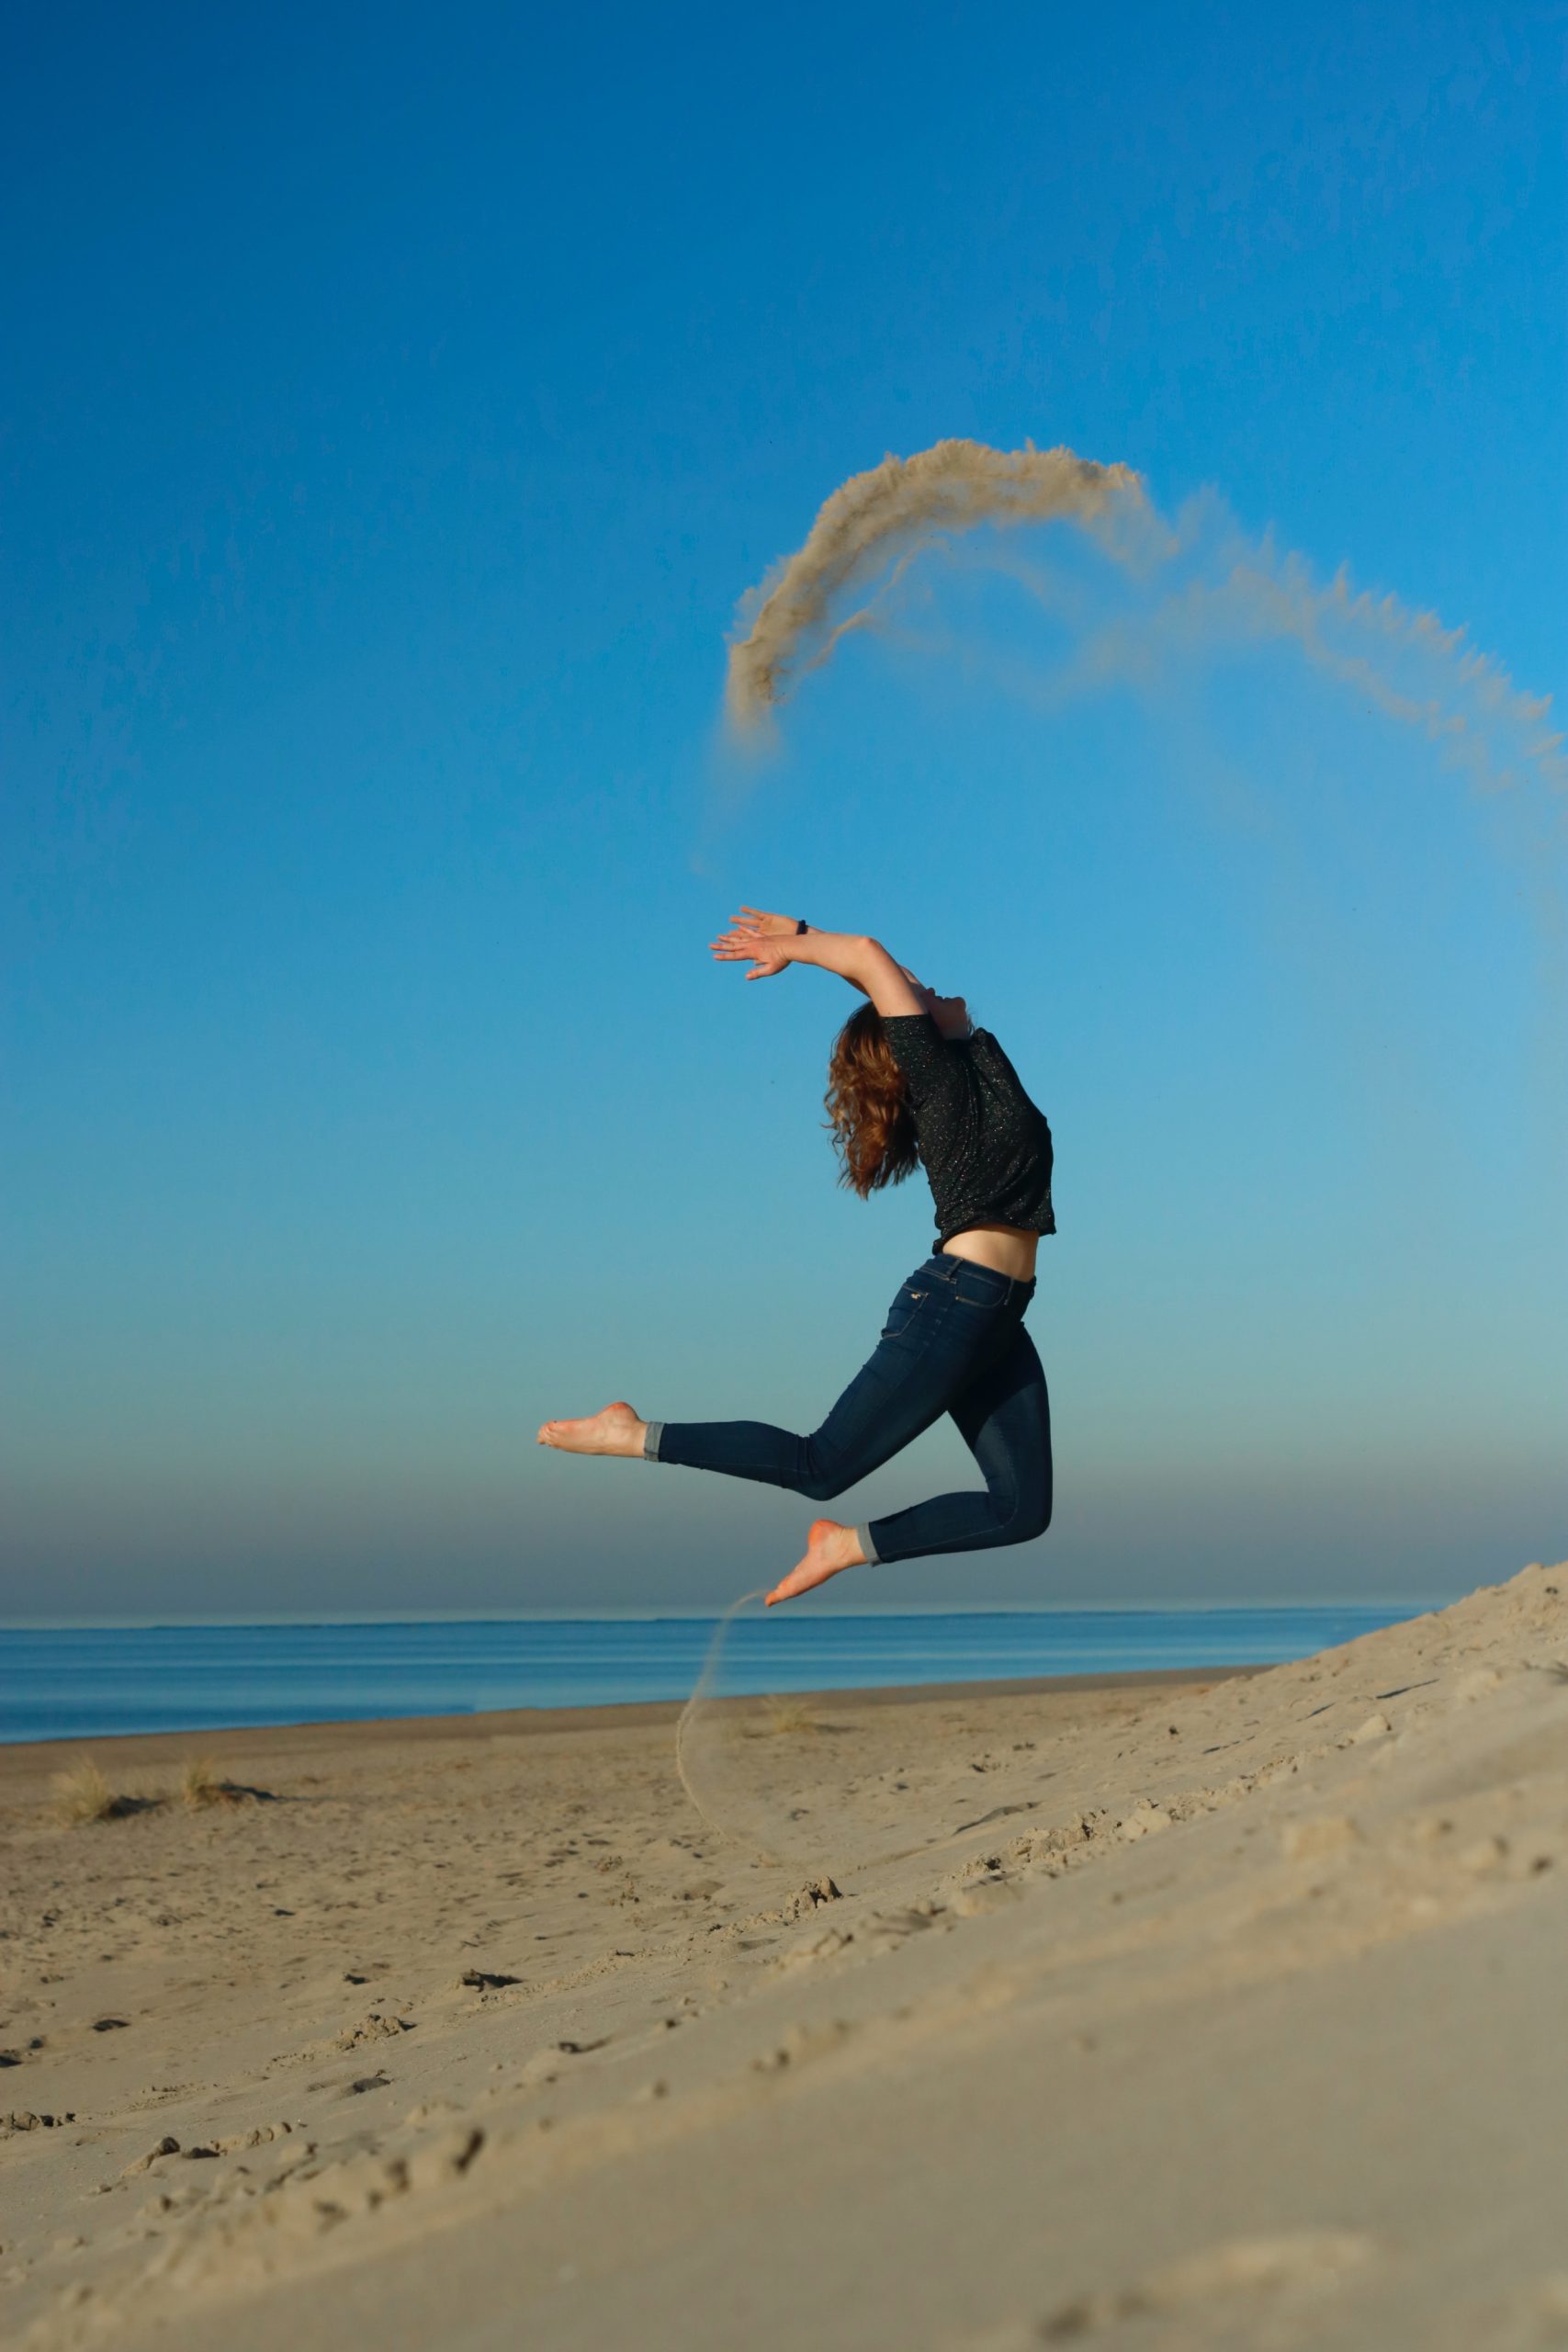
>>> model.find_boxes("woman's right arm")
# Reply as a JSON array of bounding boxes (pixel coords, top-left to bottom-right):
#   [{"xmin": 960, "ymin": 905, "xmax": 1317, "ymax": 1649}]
[{"xmin": 710, "ymin": 909, "xmax": 928, "ymax": 1018}]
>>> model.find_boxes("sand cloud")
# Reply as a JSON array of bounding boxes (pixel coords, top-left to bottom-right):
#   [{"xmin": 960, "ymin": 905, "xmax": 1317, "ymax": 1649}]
[
  {"xmin": 725, "ymin": 438, "xmax": 1144, "ymax": 732},
  {"xmin": 726, "ymin": 438, "xmax": 1566, "ymax": 800}
]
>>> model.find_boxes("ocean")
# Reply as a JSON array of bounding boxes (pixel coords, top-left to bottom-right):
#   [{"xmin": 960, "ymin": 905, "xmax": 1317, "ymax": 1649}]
[{"xmin": 0, "ymin": 1602, "xmax": 1437, "ymax": 1746}]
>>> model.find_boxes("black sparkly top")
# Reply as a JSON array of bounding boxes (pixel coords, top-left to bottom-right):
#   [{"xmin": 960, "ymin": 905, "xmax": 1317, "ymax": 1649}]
[{"xmin": 881, "ymin": 1014, "xmax": 1055, "ymax": 1249}]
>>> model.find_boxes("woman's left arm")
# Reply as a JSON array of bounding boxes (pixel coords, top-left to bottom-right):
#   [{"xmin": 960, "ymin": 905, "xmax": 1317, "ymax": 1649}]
[{"xmin": 710, "ymin": 908, "xmax": 927, "ymax": 1018}]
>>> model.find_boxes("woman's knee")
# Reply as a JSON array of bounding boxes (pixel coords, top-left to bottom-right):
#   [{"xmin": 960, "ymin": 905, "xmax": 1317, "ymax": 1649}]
[
  {"xmin": 998, "ymin": 1487, "xmax": 1052, "ymax": 1545},
  {"xmin": 796, "ymin": 1441, "xmax": 850, "ymax": 1503}
]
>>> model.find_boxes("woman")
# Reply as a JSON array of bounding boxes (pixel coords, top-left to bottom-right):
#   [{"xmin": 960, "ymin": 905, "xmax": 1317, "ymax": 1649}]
[{"xmin": 538, "ymin": 908, "xmax": 1054, "ymax": 1606}]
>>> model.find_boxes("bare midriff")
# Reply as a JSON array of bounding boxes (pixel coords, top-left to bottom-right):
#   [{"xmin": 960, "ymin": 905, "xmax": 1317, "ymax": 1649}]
[{"xmin": 939, "ymin": 1223, "xmax": 1040, "ymax": 1280}]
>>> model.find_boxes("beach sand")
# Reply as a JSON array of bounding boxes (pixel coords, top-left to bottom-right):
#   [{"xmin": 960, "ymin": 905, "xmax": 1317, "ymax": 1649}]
[{"xmin": 4, "ymin": 1560, "xmax": 1567, "ymax": 2351}]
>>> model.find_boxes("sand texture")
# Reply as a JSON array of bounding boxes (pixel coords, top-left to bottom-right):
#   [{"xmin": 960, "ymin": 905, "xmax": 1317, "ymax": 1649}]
[{"xmin": 4, "ymin": 1561, "xmax": 1568, "ymax": 2351}]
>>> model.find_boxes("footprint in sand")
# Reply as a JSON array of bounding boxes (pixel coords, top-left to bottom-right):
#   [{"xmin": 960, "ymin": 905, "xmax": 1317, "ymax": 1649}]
[
  {"xmin": 335, "ymin": 2012, "xmax": 415, "ymax": 2051},
  {"xmin": 857, "ymin": 1902, "xmax": 943, "ymax": 1952},
  {"xmin": 949, "ymin": 1875, "xmax": 1022, "ymax": 1918},
  {"xmin": 750, "ymin": 2018, "xmax": 856, "ymax": 2074},
  {"xmin": 1035, "ymin": 2229, "xmax": 1379, "ymax": 2340},
  {"xmin": 773, "ymin": 1925, "xmax": 855, "ymax": 1971},
  {"xmin": 773, "ymin": 1899, "xmax": 943, "ymax": 1971}
]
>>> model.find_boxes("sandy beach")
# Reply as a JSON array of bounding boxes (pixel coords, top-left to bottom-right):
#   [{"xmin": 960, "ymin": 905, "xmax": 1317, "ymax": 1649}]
[{"xmin": 4, "ymin": 1560, "xmax": 1567, "ymax": 2351}]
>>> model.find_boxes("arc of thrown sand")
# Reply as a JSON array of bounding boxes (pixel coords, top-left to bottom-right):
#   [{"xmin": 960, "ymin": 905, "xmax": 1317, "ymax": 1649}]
[
  {"xmin": 726, "ymin": 437, "xmax": 1145, "ymax": 729},
  {"xmin": 674, "ymin": 1588, "xmax": 785, "ymax": 1860},
  {"xmin": 673, "ymin": 1586, "xmax": 1018, "ymax": 1877}
]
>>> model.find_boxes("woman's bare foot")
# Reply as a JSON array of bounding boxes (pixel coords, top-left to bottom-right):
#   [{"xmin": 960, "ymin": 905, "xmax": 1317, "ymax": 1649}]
[
  {"xmin": 536, "ymin": 1401, "xmax": 649, "ymax": 1458},
  {"xmin": 765, "ymin": 1519, "xmax": 866, "ymax": 1607}
]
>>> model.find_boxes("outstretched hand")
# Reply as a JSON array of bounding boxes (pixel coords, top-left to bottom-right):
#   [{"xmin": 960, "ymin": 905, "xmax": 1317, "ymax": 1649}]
[{"xmin": 709, "ymin": 905, "xmax": 799, "ymax": 980}]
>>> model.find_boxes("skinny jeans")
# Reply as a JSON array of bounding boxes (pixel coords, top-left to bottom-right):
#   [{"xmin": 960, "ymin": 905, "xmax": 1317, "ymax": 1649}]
[{"xmin": 645, "ymin": 1254, "xmax": 1052, "ymax": 1566}]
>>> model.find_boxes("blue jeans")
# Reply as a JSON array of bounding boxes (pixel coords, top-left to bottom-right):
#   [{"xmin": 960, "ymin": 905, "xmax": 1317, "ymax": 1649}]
[{"xmin": 645, "ymin": 1254, "xmax": 1052, "ymax": 1567}]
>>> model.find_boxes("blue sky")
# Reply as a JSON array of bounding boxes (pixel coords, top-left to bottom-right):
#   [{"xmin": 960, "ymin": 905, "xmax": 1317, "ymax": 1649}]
[{"xmin": 4, "ymin": 1, "xmax": 1564, "ymax": 1617}]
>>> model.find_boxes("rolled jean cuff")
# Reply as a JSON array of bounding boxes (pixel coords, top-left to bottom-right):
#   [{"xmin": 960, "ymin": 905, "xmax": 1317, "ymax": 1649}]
[
  {"xmin": 855, "ymin": 1521, "xmax": 882, "ymax": 1566},
  {"xmin": 642, "ymin": 1419, "xmax": 664, "ymax": 1462}
]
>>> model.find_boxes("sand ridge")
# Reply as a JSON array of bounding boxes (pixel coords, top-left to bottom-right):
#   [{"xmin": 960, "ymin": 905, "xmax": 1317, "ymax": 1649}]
[{"xmin": 2, "ymin": 1561, "xmax": 1566, "ymax": 2350}]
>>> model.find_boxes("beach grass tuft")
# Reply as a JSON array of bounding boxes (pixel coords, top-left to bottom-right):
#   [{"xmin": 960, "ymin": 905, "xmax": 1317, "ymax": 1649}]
[
  {"xmin": 180, "ymin": 1757, "xmax": 247, "ymax": 1809},
  {"xmin": 51, "ymin": 1758, "xmax": 154, "ymax": 1826},
  {"xmin": 763, "ymin": 1693, "xmax": 820, "ymax": 1736},
  {"xmin": 49, "ymin": 1754, "xmax": 266, "ymax": 1824}
]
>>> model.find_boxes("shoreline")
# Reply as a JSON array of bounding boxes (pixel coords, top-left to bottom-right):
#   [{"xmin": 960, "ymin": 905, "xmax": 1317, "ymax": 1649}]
[{"xmin": 0, "ymin": 1658, "xmax": 1266, "ymax": 1766}]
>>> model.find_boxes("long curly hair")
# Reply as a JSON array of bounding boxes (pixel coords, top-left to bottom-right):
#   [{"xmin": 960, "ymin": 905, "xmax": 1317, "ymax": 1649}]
[{"xmin": 824, "ymin": 1002, "xmax": 919, "ymax": 1198}]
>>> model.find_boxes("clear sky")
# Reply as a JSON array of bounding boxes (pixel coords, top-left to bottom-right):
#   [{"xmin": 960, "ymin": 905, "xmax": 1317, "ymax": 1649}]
[{"xmin": 5, "ymin": 1, "xmax": 1565, "ymax": 1619}]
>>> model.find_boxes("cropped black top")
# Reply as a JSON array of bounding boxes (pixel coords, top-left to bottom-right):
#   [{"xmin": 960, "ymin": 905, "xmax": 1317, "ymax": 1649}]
[{"xmin": 881, "ymin": 1014, "xmax": 1055, "ymax": 1250}]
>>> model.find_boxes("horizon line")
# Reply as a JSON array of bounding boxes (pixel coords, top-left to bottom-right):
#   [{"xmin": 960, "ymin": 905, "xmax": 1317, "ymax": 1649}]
[{"xmin": 0, "ymin": 1596, "xmax": 1453, "ymax": 1632}]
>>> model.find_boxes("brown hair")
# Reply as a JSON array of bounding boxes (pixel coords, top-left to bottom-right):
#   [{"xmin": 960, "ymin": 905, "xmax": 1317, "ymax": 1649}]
[{"xmin": 824, "ymin": 1003, "xmax": 919, "ymax": 1198}]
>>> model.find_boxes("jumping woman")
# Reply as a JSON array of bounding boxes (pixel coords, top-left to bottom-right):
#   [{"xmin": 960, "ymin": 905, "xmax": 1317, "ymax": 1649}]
[{"xmin": 537, "ymin": 908, "xmax": 1055, "ymax": 1607}]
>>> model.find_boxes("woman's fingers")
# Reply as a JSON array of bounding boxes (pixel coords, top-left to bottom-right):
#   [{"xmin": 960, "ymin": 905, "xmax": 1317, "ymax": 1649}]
[{"xmin": 712, "ymin": 941, "xmax": 784, "ymax": 970}]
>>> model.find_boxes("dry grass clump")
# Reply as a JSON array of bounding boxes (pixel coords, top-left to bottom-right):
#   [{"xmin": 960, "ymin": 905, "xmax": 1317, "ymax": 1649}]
[
  {"xmin": 49, "ymin": 1753, "xmax": 265, "ymax": 1826},
  {"xmin": 763, "ymin": 1693, "xmax": 820, "ymax": 1736},
  {"xmin": 180, "ymin": 1757, "xmax": 247, "ymax": 1809},
  {"xmin": 51, "ymin": 1758, "xmax": 151, "ymax": 1826}
]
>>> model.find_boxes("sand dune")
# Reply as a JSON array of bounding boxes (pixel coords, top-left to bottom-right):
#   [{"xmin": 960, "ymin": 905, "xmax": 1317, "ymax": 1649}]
[{"xmin": 3, "ymin": 1561, "xmax": 1566, "ymax": 2350}]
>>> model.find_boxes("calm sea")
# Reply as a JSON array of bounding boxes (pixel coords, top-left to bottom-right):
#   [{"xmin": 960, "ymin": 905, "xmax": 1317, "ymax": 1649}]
[{"xmin": 0, "ymin": 1603, "xmax": 1435, "ymax": 1747}]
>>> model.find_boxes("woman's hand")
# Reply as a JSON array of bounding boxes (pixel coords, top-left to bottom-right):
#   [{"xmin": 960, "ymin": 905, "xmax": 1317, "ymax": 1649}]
[
  {"xmin": 710, "ymin": 910, "xmax": 929, "ymax": 1015},
  {"xmin": 734, "ymin": 904, "xmax": 800, "ymax": 938},
  {"xmin": 710, "ymin": 910, "xmax": 798, "ymax": 980}
]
